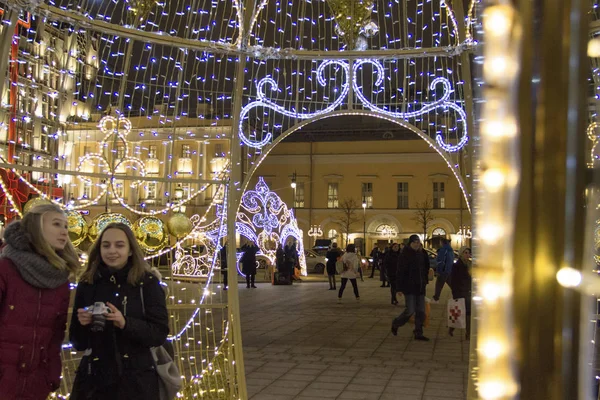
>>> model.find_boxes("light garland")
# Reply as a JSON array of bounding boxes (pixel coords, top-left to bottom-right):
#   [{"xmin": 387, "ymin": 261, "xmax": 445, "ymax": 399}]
[
  {"xmin": 239, "ymin": 59, "xmax": 469, "ymax": 152},
  {"xmin": 475, "ymin": 3, "xmax": 521, "ymax": 399}
]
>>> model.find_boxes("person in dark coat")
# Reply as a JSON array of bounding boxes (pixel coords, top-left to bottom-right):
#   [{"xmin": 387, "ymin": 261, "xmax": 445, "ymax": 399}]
[
  {"xmin": 0, "ymin": 204, "xmax": 80, "ymax": 400},
  {"xmin": 449, "ymin": 247, "xmax": 472, "ymax": 340},
  {"xmin": 240, "ymin": 242, "xmax": 259, "ymax": 288},
  {"xmin": 69, "ymin": 223, "xmax": 169, "ymax": 400},
  {"xmin": 284, "ymin": 242, "xmax": 297, "ymax": 281},
  {"xmin": 220, "ymin": 243, "xmax": 228, "ymax": 290},
  {"xmin": 379, "ymin": 246, "xmax": 389, "ymax": 287},
  {"xmin": 391, "ymin": 234, "xmax": 430, "ymax": 341},
  {"xmin": 368, "ymin": 245, "xmax": 380, "ymax": 278},
  {"xmin": 384, "ymin": 243, "xmax": 401, "ymax": 305},
  {"xmin": 325, "ymin": 243, "xmax": 341, "ymax": 290}
]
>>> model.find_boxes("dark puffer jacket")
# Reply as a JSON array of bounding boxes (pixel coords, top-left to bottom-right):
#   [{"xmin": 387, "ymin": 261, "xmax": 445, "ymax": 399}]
[
  {"xmin": 0, "ymin": 230, "xmax": 71, "ymax": 400},
  {"xmin": 396, "ymin": 246, "xmax": 430, "ymax": 296},
  {"xmin": 69, "ymin": 264, "xmax": 169, "ymax": 400},
  {"xmin": 384, "ymin": 249, "xmax": 400, "ymax": 281}
]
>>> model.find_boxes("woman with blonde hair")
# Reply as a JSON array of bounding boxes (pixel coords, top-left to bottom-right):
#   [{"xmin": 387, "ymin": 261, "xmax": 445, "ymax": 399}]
[
  {"xmin": 69, "ymin": 222, "xmax": 169, "ymax": 400},
  {"xmin": 0, "ymin": 203, "xmax": 80, "ymax": 399}
]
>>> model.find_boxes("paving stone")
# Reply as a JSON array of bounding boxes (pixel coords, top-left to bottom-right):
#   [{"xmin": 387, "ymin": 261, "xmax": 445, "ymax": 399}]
[{"xmin": 297, "ymin": 388, "xmax": 342, "ymax": 398}]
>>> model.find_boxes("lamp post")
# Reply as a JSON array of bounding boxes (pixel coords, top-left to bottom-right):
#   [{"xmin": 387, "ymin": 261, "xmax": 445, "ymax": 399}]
[
  {"xmin": 290, "ymin": 171, "xmax": 297, "ymax": 212},
  {"xmin": 362, "ymin": 197, "xmax": 367, "ymax": 256}
]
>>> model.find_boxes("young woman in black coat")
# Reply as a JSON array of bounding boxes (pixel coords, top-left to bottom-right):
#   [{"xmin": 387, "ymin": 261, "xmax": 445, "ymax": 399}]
[
  {"xmin": 241, "ymin": 242, "xmax": 259, "ymax": 288},
  {"xmin": 69, "ymin": 223, "xmax": 169, "ymax": 400}
]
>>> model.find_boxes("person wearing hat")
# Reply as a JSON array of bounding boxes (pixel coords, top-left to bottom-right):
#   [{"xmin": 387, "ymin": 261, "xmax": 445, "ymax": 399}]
[{"xmin": 391, "ymin": 234, "xmax": 431, "ymax": 341}]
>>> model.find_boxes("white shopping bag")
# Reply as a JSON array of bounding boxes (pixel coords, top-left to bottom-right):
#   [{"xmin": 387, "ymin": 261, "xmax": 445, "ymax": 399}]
[{"xmin": 447, "ymin": 298, "xmax": 467, "ymax": 329}]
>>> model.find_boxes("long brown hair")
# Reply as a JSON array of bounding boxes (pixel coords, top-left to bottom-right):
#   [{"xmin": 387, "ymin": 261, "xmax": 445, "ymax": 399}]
[
  {"xmin": 22, "ymin": 203, "xmax": 81, "ymax": 276},
  {"xmin": 80, "ymin": 222, "xmax": 150, "ymax": 286}
]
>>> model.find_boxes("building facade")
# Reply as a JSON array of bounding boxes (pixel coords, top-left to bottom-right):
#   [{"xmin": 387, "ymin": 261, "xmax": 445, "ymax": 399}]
[{"xmin": 250, "ymin": 139, "xmax": 472, "ymax": 252}]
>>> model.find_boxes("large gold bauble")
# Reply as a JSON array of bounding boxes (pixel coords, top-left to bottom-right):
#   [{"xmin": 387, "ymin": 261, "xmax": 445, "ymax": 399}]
[
  {"xmin": 23, "ymin": 197, "xmax": 52, "ymax": 214},
  {"xmin": 88, "ymin": 213, "xmax": 132, "ymax": 242},
  {"xmin": 133, "ymin": 216, "xmax": 168, "ymax": 254},
  {"xmin": 167, "ymin": 213, "xmax": 192, "ymax": 239},
  {"xmin": 66, "ymin": 211, "xmax": 88, "ymax": 247}
]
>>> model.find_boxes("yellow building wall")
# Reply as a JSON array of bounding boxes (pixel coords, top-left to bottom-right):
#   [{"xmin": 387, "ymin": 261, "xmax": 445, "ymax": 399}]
[{"xmin": 250, "ymin": 140, "xmax": 471, "ymax": 250}]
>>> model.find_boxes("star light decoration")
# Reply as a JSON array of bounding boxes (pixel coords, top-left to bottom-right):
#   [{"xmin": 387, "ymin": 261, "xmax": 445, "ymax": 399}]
[{"xmin": 239, "ymin": 59, "xmax": 468, "ymax": 152}]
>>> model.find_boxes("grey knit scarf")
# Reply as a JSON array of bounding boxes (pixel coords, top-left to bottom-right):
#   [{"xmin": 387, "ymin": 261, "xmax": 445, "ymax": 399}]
[{"xmin": 1, "ymin": 221, "xmax": 69, "ymax": 289}]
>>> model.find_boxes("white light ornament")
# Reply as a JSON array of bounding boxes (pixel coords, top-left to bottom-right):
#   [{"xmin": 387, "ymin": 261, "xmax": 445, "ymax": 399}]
[
  {"xmin": 206, "ymin": 178, "xmax": 308, "ymax": 277},
  {"xmin": 239, "ymin": 59, "xmax": 469, "ymax": 152},
  {"xmin": 308, "ymin": 225, "xmax": 323, "ymax": 238}
]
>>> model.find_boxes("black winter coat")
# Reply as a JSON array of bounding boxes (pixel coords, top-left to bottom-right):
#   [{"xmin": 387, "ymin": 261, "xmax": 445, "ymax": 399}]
[
  {"xmin": 396, "ymin": 246, "xmax": 429, "ymax": 296},
  {"xmin": 384, "ymin": 249, "xmax": 400, "ymax": 281},
  {"xmin": 220, "ymin": 246, "xmax": 228, "ymax": 274},
  {"xmin": 240, "ymin": 245, "xmax": 258, "ymax": 275},
  {"xmin": 69, "ymin": 264, "xmax": 169, "ymax": 400},
  {"xmin": 325, "ymin": 249, "xmax": 341, "ymax": 275}
]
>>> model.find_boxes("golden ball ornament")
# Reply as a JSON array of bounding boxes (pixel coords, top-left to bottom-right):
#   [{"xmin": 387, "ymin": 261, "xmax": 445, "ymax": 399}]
[
  {"xmin": 133, "ymin": 216, "xmax": 168, "ymax": 254},
  {"xmin": 88, "ymin": 213, "xmax": 132, "ymax": 242},
  {"xmin": 167, "ymin": 213, "xmax": 192, "ymax": 239},
  {"xmin": 23, "ymin": 197, "xmax": 52, "ymax": 214},
  {"xmin": 66, "ymin": 211, "xmax": 88, "ymax": 247}
]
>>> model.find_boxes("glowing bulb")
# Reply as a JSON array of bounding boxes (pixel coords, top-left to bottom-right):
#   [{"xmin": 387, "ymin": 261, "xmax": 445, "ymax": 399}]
[
  {"xmin": 480, "ymin": 338, "xmax": 505, "ymax": 360},
  {"xmin": 484, "ymin": 56, "xmax": 517, "ymax": 81},
  {"xmin": 481, "ymin": 282, "xmax": 504, "ymax": 303},
  {"xmin": 482, "ymin": 169, "xmax": 506, "ymax": 193},
  {"xmin": 484, "ymin": 5, "xmax": 513, "ymax": 37},
  {"xmin": 479, "ymin": 380, "xmax": 510, "ymax": 400},
  {"xmin": 556, "ymin": 267, "xmax": 582, "ymax": 288},
  {"xmin": 589, "ymin": 38, "xmax": 600, "ymax": 58},
  {"xmin": 481, "ymin": 118, "xmax": 517, "ymax": 140},
  {"xmin": 479, "ymin": 224, "xmax": 504, "ymax": 245}
]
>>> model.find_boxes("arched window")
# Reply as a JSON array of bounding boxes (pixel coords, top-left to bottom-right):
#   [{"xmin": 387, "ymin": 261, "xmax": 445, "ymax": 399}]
[
  {"xmin": 432, "ymin": 227, "xmax": 447, "ymax": 237},
  {"xmin": 328, "ymin": 229, "xmax": 338, "ymax": 239}
]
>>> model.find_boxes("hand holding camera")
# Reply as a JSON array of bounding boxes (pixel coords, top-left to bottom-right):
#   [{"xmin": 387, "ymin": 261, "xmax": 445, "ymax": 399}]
[{"xmin": 80, "ymin": 302, "xmax": 126, "ymax": 331}]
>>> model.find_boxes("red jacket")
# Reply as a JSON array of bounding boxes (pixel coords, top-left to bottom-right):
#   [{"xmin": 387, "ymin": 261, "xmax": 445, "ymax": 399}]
[{"xmin": 0, "ymin": 258, "xmax": 70, "ymax": 400}]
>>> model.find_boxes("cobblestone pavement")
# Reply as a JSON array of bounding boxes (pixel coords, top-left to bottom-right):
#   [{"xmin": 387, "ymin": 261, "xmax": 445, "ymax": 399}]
[{"xmin": 238, "ymin": 274, "xmax": 469, "ymax": 400}]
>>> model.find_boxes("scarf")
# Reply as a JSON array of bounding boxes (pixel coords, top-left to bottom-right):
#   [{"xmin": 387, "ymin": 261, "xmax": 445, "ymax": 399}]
[{"xmin": 1, "ymin": 221, "xmax": 69, "ymax": 289}]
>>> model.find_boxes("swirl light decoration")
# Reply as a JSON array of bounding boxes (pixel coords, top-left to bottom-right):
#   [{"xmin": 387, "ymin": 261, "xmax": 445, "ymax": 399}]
[
  {"xmin": 239, "ymin": 59, "xmax": 468, "ymax": 152},
  {"xmin": 173, "ymin": 178, "xmax": 307, "ymax": 279}
]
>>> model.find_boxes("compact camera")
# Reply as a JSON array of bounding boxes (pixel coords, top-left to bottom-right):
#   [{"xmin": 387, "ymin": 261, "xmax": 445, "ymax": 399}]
[{"xmin": 85, "ymin": 302, "xmax": 111, "ymax": 332}]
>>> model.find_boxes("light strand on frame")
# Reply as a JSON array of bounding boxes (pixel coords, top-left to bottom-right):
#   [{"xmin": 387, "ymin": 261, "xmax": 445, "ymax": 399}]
[{"xmin": 475, "ymin": 3, "xmax": 521, "ymax": 399}]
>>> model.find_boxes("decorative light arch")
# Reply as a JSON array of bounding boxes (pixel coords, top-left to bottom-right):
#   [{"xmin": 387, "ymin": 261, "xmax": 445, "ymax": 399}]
[{"xmin": 240, "ymin": 109, "xmax": 471, "ymax": 213}]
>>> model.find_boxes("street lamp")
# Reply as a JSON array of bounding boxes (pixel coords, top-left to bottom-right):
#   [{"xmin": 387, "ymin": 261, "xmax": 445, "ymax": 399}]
[
  {"xmin": 290, "ymin": 171, "xmax": 297, "ymax": 211},
  {"xmin": 362, "ymin": 197, "xmax": 367, "ymax": 256}
]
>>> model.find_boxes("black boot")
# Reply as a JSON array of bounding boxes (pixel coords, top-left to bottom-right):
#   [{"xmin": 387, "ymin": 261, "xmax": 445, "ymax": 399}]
[
  {"xmin": 246, "ymin": 276, "xmax": 250, "ymax": 288},
  {"xmin": 251, "ymin": 274, "xmax": 257, "ymax": 288}
]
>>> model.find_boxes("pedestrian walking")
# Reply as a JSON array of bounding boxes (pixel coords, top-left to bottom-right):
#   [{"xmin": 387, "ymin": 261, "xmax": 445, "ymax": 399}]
[
  {"xmin": 325, "ymin": 243, "xmax": 341, "ymax": 290},
  {"xmin": 448, "ymin": 247, "xmax": 472, "ymax": 340},
  {"xmin": 0, "ymin": 204, "xmax": 80, "ymax": 400},
  {"xmin": 69, "ymin": 223, "xmax": 169, "ymax": 400},
  {"xmin": 241, "ymin": 242, "xmax": 259, "ymax": 288},
  {"xmin": 368, "ymin": 244, "xmax": 380, "ymax": 278},
  {"xmin": 391, "ymin": 235, "xmax": 430, "ymax": 341},
  {"xmin": 384, "ymin": 242, "xmax": 401, "ymax": 305},
  {"xmin": 432, "ymin": 238, "xmax": 454, "ymax": 303},
  {"xmin": 338, "ymin": 244, "xmax": 360, "ymax": 302}
]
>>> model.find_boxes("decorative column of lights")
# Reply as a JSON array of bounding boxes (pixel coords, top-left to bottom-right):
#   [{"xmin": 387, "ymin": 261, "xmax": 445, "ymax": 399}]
[{"xmin": 475, "ymin": 3, "xmax": 521, "ymax": 400}]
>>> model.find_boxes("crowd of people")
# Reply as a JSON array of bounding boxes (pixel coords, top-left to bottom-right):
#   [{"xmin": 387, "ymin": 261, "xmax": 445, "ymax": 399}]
[
  {"xmin": 0, "ymin": 204, "xmax": 170, "ymax": 400},
  {"xmin": 328, "ymin": 236, "xmax": 472, "ymax": 342}
]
